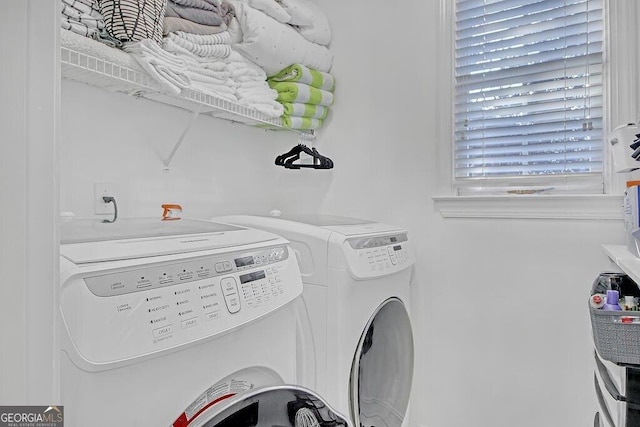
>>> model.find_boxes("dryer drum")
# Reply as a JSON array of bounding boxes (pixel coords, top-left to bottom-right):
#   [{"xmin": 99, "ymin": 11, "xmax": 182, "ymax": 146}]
[{"xmin": 197, "ymin": 386, "xmax": 349, "ymax": 427}]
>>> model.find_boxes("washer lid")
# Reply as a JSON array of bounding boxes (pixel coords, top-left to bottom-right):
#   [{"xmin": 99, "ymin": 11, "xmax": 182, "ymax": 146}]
[
  {"xmin": 60, "ymin": 218, "xmax": 278, "ymax": 264},
  {"xmin": 275, "ymin": 214, "xmax": 403, "ymax": 236}
]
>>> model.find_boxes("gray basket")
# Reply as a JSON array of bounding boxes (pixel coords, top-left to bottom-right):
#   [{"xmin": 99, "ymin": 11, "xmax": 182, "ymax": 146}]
[{"xmin": 590, "ymin": 306, "xmax": 640, "ymax": 365}]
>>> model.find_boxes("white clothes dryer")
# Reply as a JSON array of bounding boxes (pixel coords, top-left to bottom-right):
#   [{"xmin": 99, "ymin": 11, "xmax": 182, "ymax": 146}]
[
  {"xmin": 213, "ymin": 215, "xmax": 415, "ymax": 427},
  {"xmin": 59, "ymin": 217, "xmax": 349, "ymax": 427}
]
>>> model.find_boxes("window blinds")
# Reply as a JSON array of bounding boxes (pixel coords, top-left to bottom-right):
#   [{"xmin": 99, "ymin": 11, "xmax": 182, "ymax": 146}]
[{"xmin": 454, "ymin": 0, "xmax": 603, "ymax": 191}]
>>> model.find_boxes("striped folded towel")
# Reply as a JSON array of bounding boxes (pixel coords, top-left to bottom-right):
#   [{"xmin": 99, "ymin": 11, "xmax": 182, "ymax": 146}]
[
  {"xmin": 268, "ymin": 81, "xmax": 334, "ymax": 107},
  {"xmin": 281, "ymin": 116, "xmax": 323, "ymax": 130},
  {"xmin": 269, "ymin": 64, "xmax": 335, "ymax": 92},
  {"xmin": 281, "ymin": 102, "xmax": 328, "ymax": 119}
]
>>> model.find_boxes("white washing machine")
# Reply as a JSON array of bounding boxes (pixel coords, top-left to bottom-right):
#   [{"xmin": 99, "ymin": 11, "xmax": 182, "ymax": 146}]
[
  {"xmin": 59, "ymin": 217, "xmax": 350, "ymax": 427},
  {"xmin": 213, "ymin": 214, "xmax": 415, "ymax": 427}
]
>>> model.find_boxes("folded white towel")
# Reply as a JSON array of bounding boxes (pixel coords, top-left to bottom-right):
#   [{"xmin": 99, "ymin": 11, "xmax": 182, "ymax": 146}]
[
  {"xmin": 189, "ymin": 79, "xmax": 238, "ymax": 101},
  {"xmin": 166, "ymin": 32, "xmax": 231, "ymax": 58},
  {"xmin": 185, "ymin": 69, "xmax": 230, "ymax": 87},
  {"xmin": 174, "ymin": 30, "xmax": 232, "ymax": 45},
  {"xmin": 163, "ymin": 39, "xmax": 231, "ymax": 76},
  {"xmin": 125, "ymin": 39, "xmax": 188, "ymax": 68},
  {"xmin": 124, "ymin": 39, "xmax": 191, "ymax": 95},
  {"xmin": 238, "ymin": 98, "xmax": 284, "ymax": 118}
]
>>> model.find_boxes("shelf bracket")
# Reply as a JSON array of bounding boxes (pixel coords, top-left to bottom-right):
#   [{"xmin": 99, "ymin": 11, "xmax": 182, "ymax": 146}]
[
  {"xmin": 163, "ymin": 106, "xmax": 203, "ymax": 172},
  {"xmin": 298, "ymin": 130, "xmax": 316, "ymax": 146}
]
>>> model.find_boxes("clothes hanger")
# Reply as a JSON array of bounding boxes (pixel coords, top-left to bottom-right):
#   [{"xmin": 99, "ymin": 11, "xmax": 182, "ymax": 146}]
[
  {"xmin": 275, "ymin": 143, "xmax": 305, "ymax": 166},
  {"xmin": 275, "ymin": 143, "xmax": 334, "ymax": 170}
]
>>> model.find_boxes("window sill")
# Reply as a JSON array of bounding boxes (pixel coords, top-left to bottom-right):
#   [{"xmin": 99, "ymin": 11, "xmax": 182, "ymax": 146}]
[{"xmin": 432, "ymin": 194, "xmax": 624, "ymax": 220}]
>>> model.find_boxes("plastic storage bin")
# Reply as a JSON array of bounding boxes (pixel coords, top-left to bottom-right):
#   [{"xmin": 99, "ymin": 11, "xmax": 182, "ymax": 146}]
[{"xmin": 590, "ymin": 307, "xmax": 640, "ymax": 365}]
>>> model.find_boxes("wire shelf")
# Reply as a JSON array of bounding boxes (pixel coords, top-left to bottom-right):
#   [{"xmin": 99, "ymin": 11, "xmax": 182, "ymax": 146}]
[{"xmin": 60, "ymin": 42, "xmax": 308, "ymax": 132}]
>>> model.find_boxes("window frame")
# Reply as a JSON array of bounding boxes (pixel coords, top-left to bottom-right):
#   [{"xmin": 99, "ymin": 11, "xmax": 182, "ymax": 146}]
[{"xmin": 434, "ymin": 0, "xmax": 640, "ymax": 219}]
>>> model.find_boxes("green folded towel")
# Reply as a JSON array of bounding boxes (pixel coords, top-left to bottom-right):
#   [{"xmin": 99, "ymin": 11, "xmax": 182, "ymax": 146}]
[
  {"xmin": 268, "ymin": 81, "xmax": 334, "ymax": 106},
  {"xmin": 281, "ymin": 115, "xmax": 323, "ymax": 130},
  {"xmin": 269, "ymin": 64, "xmax": 335, "ymax": 92},
  {"xmin": 281, "ymin": 102, "xmax": 329, "ymax": 119}
]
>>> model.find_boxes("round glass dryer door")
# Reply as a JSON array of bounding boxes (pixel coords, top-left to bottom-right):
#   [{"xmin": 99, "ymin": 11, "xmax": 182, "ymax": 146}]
[{"xmin": 350, "ymin": 297, "xmax": 414, "ymax": 427}]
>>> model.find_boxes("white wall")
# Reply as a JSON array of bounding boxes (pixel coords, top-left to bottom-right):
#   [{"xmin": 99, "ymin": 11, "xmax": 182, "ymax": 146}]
[
  {"xmin": 424, "ymin": 217, "xmax": 623, "ymax": 427},
  {"xmin": 58, "ymin": 3, "xmax": 627, "ymax": 427},
  {"xmin": 0, "ymin": 0, "xmax": 59, "ymax": 405}
]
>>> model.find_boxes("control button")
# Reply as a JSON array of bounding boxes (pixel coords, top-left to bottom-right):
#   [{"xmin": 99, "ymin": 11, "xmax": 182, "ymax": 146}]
[
  {"xmin": 181, "ymin": 317, "xmax": 199, "ymax": 329},
  {"xmin": 221, "ymin": 277, "xmax": 238, "ymax": 295},
  {"xmin": 153, "ymin": 325, "xmax": 172, "ymax": 338},
  {"xmin": 221, "ymin": 279, "xmax": 240, "ymax": 314},
  {"xmin": 205, "ymin": 311, "xmax": 220, "ymax": 321},
  {"xmin": 137, "ymin": 283, "xmax": 153, "ymax": 289},
  {"xmin": 215, "ymin": 262, "xmax": 226, "ymax": 273},
  {"xmin": 224, "ymin": 294, "xmax": 240, "ymax": 313},
  {"xmin": 387, "ymin": 247, "xmax": 397, "ymax": 265}
]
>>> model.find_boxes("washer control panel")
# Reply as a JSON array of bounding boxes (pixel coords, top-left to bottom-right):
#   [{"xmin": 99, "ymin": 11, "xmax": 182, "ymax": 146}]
[
  {"xmin": 344, "ymin": 233, "xmax": 413, "ymax": 279},
  {"xmin": 60, "ymin": 245, "xmax": 302, "ymax": 370},
  {"xmin": 83, "ymin": 246, "xmax": 288, "ymax": 297}
]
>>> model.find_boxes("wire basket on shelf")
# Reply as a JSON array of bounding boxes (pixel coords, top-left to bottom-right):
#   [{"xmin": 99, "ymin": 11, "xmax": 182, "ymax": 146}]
[{"xmin": 100, "ymin": 0, "xmax": 167, "ymax": 45}]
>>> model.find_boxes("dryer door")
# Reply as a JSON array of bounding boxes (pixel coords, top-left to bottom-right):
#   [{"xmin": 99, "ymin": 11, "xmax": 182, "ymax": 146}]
[
  {"xmin": 350, "ymin": 297, "xmax": 414, "ymax": 427},
  {"xmin": 187, "ymin": 385, "xmax": 350, "ymax": 427}
]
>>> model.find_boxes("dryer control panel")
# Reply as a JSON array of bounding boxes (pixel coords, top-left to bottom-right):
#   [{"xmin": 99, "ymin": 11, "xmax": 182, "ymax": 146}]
[
  {"xmin": 343, "ymin": 233, "xmax": 413, "ymax": 279},
  {"xmin": 60, "ymin": 244, "xmax": 302, "ymax": 371}
]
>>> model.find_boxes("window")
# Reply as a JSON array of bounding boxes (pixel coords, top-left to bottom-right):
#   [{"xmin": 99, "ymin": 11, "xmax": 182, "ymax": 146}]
[{"xmin": 454, "ymin": 0, "xmax": 604, "ymax": 195}]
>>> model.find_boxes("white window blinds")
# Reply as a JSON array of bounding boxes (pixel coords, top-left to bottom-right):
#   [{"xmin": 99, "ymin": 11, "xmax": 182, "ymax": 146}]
[{"xmin": 454, "ymin": 0, "xmax": 604, "ymax": 193}]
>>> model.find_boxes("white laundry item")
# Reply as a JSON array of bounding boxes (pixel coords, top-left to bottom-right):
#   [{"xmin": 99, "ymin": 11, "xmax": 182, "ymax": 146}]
[
  {"xmin": 124, "ymin": 39, "xmax": 191, "ymax": 95},
  {"xmin": 184, "ymin": 69, "xmax": 231, "ymax": 87},
  {"xmin": 125, "ymin": 38, "xmax": 189, "ymax": 68},
  {"xmin": 246, "ymin": 0, "xmax": 291, "ymax": 23},
  {"xmin": 173, "ymin": 30, "xmax": 232, "ymax": 45},
  {"xmin": 166, "ymin": 32, "xmax": 232, "ymax": 58},
  {"xmin": 188, "ymin": 78, "xmax": 238, "ymax": 101},
  {"xmin": 279, "ymin": 0, "xmax": 331, "ymax": 45},
  {"xmin": 228, "ymin": 0, "xmax": 333, "ymax": 75},
  {"xmin": 239, "ymin": 99, "xmax": 284, "ymax": 118},
  {"xmin": 187, "ymin": 66, "xmax": 230, "ymax": 80}
]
